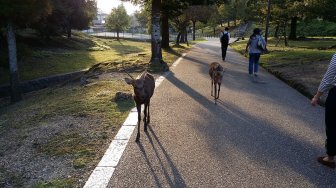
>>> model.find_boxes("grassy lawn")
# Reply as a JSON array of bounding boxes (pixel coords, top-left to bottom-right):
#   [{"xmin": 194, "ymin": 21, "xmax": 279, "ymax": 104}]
[
  {"xmin": 0, "ymin": 32, "xmax": 197, "ymax": 187},
  {"xmin": 0, "ymin": 32, "xmax": 194, "ymax": 84}
]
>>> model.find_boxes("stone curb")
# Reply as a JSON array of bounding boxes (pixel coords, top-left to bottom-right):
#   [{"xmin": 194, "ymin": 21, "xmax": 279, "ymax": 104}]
[{"xmin": 0, "ymin": 70, "xmax": 87, "ymax": 98}]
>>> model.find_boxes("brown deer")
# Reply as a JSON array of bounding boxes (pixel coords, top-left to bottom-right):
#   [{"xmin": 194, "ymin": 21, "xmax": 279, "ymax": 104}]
[
  {"xmin": 124, "ymin": 69, "xmax": 155, "ymax": 142},
  {"xmin": 209, "ymin": 62, "xmax": 224, "ymax": 104}
]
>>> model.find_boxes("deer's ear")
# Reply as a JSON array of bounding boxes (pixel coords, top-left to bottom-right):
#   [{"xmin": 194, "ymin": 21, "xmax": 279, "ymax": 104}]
[{"xmin": 124, "ymin": 78, "xmax": 134, "ymax": 85}]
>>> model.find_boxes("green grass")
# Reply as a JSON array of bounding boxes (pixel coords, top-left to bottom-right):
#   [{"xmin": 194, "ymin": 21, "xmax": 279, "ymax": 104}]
[{"xmin": 32, "ymin": 178, "xmax": 75, "ymax": 188}]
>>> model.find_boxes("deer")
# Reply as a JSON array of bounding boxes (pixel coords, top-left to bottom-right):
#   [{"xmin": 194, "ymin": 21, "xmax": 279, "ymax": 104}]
[
  {"xmin": 124, "ymin": 67, "xmax": 155, "ymax": 142},
  {"xmin": 209, "ymin": 62, "xmax": 224, "ymax": 104}
]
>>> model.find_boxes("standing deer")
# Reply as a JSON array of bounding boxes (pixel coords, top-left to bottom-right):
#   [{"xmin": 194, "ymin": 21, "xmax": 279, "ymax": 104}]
[
  {"xmin": 124, "ymin": 69, "xmax": 155, "ymax": 142},
  {"xmin": 209, "ymin": 62, "xmax": 224, "ymax": 104}
]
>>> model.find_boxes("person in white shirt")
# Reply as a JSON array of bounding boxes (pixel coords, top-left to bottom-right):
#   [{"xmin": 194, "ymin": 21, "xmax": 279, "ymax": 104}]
[
  {"xmin": 312, "ymin": 53, "xmax": 336, "ymax": 168},
  {"xmin": 220, "ymin": 27, "xmax": 230, "ymax": 61}
]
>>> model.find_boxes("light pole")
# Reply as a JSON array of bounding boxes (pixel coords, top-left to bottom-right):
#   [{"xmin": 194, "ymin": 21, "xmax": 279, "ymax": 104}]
[{"xmin": 265, "ymin": 0, "xmax": 271, "ymax": 43}]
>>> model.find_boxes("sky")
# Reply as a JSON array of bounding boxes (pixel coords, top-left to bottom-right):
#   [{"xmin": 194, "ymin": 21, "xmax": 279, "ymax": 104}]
[{"xmin": 97, "ymin": 0, "xmax": 141, "ymax": 15}]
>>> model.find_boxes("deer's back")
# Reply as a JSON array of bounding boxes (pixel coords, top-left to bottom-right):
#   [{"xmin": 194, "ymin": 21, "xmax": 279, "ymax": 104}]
[{"xmin": 144, "ymin": 73, "xmax": 155, "ymax": 98}]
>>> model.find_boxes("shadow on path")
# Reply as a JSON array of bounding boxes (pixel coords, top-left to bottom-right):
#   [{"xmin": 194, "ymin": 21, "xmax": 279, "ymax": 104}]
[
  {"xmin": 165, "ymin": 69, "xmax": 335, "ymax": 187},
  {"xmin": 137, "ymin": 125, "xmax": 187, "ymax": 187}
]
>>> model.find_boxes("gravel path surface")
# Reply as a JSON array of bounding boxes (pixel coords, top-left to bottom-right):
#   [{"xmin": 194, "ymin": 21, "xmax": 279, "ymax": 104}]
[{"xmin": 107, "ymin": 38, "xmax": 335, "ymax": 187}]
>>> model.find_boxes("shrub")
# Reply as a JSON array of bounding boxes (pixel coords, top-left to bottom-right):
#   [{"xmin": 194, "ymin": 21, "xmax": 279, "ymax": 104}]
[{"xmin": 297, "ymin": 20, "xmax": 336, "ymax": 37}]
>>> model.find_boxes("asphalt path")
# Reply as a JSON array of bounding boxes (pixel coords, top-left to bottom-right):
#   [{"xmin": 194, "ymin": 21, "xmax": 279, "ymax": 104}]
[{"xmin": 107, "ymin": 38, "xmax": 335, "ymax": 187}]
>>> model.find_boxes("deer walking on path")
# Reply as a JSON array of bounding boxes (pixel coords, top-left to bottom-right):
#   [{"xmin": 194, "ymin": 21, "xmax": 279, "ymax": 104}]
[
  {"xmin": 124, "ymin": 69, "xmax": 155, "ymax": 142},
  {"xmin": 209, "ymin": 62, "xmax": 224, "ymax": 104}
]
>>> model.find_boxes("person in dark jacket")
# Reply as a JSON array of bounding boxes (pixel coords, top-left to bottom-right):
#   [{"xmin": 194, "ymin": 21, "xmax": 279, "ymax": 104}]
[
  {"xmin": 220, "ymin": 27, "xmax": 230, "ymax": 61},
  {"xmin": 312, "ymin": 53, "xmax": 336, "ymax": 168}
]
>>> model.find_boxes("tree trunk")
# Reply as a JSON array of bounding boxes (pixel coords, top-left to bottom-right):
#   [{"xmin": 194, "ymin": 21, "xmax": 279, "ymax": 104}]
[
  {"xmin": 192, "ymin": 20, "xmax": 196, "ymax": 41},
  {"xmin": 227, "ymin": 20, "xmax": 230, "ymax": 27},
  {"xmin": 161, "ymin": 12, "xmax": 169, "ymax": 49},
  {"xmin": 283, "ymin": 25, "xmax": 288, "ymax": 46},
  {"xmin": 274, "ymin": 24, "xmax": 279, "ymax": 38},
  {"xmin": 265, "ymin": 0, "xmax": 271, "ymax": 43},
  {"xmin": 176, "ymin": 32, "xmax": 181, "ymax": 45},
  {"xmin": 180, "ymin": 29, "xmax": 186, "ymax": 43},
  {"xmin": 67, "ymin": 25, "xmax": 71, "ymax": 38},
  {"xmin": 213, "ymin": 27, "xmax": 216, "ymax": 37},
  {"xmin": 6, "ymin": 20, "xmax": 22, "ymax": 103},
  {"xmin": 289, "ymin": 16, "xmax": 297, "ymax": 40},
  {"xmin": 150, "ymin": 0, "xmax": 162, "ymax": 64}
]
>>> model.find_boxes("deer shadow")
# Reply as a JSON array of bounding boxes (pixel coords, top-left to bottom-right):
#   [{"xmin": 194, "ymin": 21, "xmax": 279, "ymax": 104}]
[{"xmin": 136, "ymin": 125, "xmax": 187, "ymax": 188}]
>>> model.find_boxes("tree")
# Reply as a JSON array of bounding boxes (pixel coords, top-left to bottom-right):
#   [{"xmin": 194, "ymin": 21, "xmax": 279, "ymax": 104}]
[
  {"xmin": 170, "ymin": 12, "xmax": 190, "ymax": 45},
  {"xmin": 150, "ymin": 0, "xmax": 162, "ymax": 64},
  {"xmin": 161, "ymin": 0, "xmax": 188, "ymax": 48},
  {"xmin": 105, "ymin": 4, "xmax": 131, "ymax": 40},
  {"xmin": 185, "ymin": 5, "xmax": 212, "ymax": 41},
  {"xmin": 63, "ymin": 0, "xmax": 97, "ymax": 38},
  {"xmin": 285, "ymin": 0, "xmax": 306, "ymax": 40},
  {"xmin": 33, "ymin": 0, "xmax": 97, "ymax": 38},
  {"xmin": 122, "ymin": 0, "xmax": 164, "ymax": 66},
  {"xmin": 271, "ymin": 0, "xmax": 290, "ymax": 46},
  {"xmin": 0, "ymin": 0, "xmax": 51, "ymax": 103},
  {"xmin": 134, "ymin": 9, "xmax": 149, "ymax": 33},
  {"xmin": 306, "ymin": 0, "xmax": 336, "ymax": 22},
  {"xmin": 207, "ymin": 6, "xmax": 221, "ymax": 37}
]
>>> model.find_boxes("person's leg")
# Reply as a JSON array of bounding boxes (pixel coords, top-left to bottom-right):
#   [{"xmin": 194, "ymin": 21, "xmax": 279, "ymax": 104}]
[
  {"xmin": 248, "ymin": 53, "xmax": 255, "ymax": 75},
  {"xmin": 325, "ymin": 87, "xmax": 336, "ymax": 159},
  {"xmin": 221, "ymin": 45, "xmax": 225, "ymax": 60},
  {"xmin": 222, "ymin": 45, "xmax": 228, "ymax": 60},
  {"xmin": 254, "ymin": 53, "xmax": 261, "ymax": 76},
  {"xmin": 318, "ymin": 87, "xmax": 336, "ymax": 168}
]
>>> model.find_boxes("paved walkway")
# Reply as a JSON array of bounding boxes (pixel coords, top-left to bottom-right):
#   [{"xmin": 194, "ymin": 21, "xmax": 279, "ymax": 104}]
[{"xmin": 106, "ymin": 38, "xmax": 335, "ymax": 187}]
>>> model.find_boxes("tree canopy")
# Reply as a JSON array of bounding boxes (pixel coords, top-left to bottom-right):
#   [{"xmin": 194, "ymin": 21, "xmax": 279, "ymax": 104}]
[{"xmin": 105, "ymin": 4, "xmax": 131, "ymax": 40}]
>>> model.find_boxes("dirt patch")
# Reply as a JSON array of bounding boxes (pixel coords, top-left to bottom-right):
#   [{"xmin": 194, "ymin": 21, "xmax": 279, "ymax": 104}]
[{"xmin": 262, "ymin": 60, "xmax": 329, "ymax": 104}]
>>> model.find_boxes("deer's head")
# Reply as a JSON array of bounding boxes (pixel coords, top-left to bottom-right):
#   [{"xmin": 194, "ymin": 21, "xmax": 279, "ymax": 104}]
[{"xmin": 124, "ymin": 71, "xmax": 148, "ymax": 101}]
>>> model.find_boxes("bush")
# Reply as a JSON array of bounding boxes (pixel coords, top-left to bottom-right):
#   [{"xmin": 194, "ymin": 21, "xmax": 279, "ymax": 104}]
[{"xmin": 297, "ymin": 20, "xmax": 336, "ymax": 37}]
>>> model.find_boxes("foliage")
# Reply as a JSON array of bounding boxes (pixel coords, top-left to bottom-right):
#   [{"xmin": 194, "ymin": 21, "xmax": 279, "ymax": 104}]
[
  {"xmin": 305, "ymin": 0, "xmax": 336, "ymax": 22},
  {"xmin": 134, "ymin": 8, "xmax": 149, "ymax": 32},
  {"xmin": 297, "ymin": 20, "xmax": 336, "ymax": 37},
  {"xmin": 0, "ymin": 0, "xmax": 52, "ymax": 27},
  {"xmin": 105, "ymin": 4, "xmax": 131, "ymax": 39},
  {"xmin": 33, "ymin": 0, "xmax": 97, "ymax": 38}
]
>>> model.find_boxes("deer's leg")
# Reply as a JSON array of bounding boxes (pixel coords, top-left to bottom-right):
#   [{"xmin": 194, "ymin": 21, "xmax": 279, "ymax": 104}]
[
  {"xmin": 147, "ymin": 101, "xmax": 150, "ymax": 124},
  {"xmin": 214, "ymin": 82, "xmax": 217, "ymax": 104},
  {"xmin": 136, "ymin": 104, "xmax": 141, "ymax": 142},
  {"xmin": 216, "ymin": 83, "xmax": 221, "ymax": 100},
  {"xmin": 143, "ymin": 102, "xmax": 148, "ymax": 132},
  {"xmin": 211, "ymin": 79, "xmax": 214, "ymax": 97}
]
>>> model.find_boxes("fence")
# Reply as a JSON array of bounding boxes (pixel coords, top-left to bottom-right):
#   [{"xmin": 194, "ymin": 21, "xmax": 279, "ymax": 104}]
[{"xmin": 84, "ymin": 30, "xmax": 217, "ymax": 41}]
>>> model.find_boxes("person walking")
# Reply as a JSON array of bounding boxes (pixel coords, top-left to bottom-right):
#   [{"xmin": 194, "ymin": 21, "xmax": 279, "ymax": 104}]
[
  {"xmin": 220, "ymin": 27, "xmax": 230, "ymax": 61},
  {"xmin": 245, "ymin": 28, "xmax": 266, "ymax": 77},
  {"xmin": 311, "ymin": 53, "xmax": 336, "ymax": 169}
]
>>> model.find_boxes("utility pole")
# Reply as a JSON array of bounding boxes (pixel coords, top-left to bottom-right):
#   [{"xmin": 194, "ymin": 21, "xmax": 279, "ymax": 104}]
[{"xmin": 265, "ymin": 0, "xmax": 271, "ymax": 43}]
